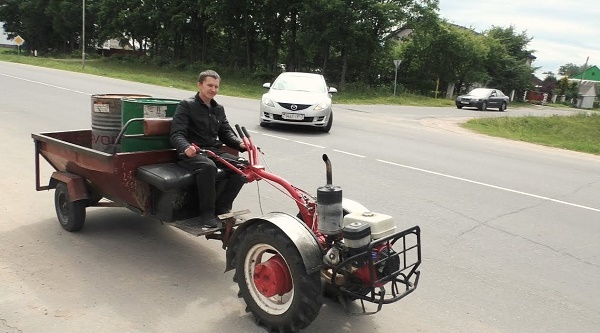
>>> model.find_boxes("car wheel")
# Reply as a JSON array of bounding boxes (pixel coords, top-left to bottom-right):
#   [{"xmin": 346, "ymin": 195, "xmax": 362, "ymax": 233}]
[
  {"xmin": 259, "ymin": 121, "xmax": 269, "ymax": 128},
  {"xmin": 456, "ymin": 105, "xmax": 463, "ymax": 109},
  {"xmin": 499, "ymin": 102, "xmax": 507, "ymax": 111},
  {"xmin": 320, "ymin": 112, "xmax": 333, "ymax": 133},
  {"xmin": 478, "ymin": 101, "xmax": 487, "ymax": 111}
]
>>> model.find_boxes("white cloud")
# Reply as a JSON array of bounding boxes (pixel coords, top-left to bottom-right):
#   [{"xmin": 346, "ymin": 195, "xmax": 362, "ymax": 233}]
[{"xmin": 439, "ymin": 0, "xmax": 600, "ymax": 76}]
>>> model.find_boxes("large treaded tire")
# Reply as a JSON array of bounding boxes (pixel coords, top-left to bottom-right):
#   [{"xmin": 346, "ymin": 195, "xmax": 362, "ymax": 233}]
[
  {"xmin": 54, "ymin": 182, "xmax": 86, "ymax": 232},
  {"xmin": 232, "ymin": 223, "xmax": 323, "ymax": 332}
]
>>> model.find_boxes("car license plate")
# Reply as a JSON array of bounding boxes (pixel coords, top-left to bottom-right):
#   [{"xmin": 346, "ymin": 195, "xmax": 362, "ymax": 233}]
[
  {"xmin": 282, "ymin": 113, "xmax": 304, "ymax": 120},
  {"xmin": 461, "ymin": 101, "xmax": 469, "ymax": 104}
]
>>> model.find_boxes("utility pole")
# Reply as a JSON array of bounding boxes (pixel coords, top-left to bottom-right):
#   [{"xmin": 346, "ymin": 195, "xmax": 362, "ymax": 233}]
[
  {"xmin": 393, "ymin": 59, "xmax": 402, "ymax": 96},
  {"xmin": 82, "ymin": 0, "xmax": 86, "ymax": 69},
  {"xmin": 579, "ymin": 56, "xmax": 589, "ymax": 87}
]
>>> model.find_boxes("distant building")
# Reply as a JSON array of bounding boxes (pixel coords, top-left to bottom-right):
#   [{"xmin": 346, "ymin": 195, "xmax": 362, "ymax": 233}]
[
  {"xmin": 0, "ymin": 24, "xmax": 17, "ymax": 48},
  {"xmin": 570, "ymin": 65, "xmax": 600, "ymax": 82},
  {"xmin": 568, "ymin": 65, "xmax": 599, "ymax": 109},
  {"xmin": 97, "ymin": 38, "xmax": 143, "ymax": 57}
]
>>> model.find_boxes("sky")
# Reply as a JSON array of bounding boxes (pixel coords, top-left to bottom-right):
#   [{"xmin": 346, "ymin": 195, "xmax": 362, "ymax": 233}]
[{"xmin": 438, "ymin": 0, "xmax": 600, "ymax": 78}]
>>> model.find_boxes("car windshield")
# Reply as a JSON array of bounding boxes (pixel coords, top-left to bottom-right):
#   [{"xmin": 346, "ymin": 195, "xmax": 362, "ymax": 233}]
[
  {"xmin": 272, "ymin": 75, "xmax": 326, "ymax": 93},
  {"xmin": 468, "ymin": 88, "xmax": 492, "ymax": 97}
]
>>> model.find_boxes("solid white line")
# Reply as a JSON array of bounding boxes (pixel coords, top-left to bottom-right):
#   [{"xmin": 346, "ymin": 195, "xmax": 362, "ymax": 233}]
[
  {"xmin": 294, "ymin": 140, "xmax": 325, "ymax": 148},
  {"xmin": 333, "ymin": 149, "xmax": 365, "ymax": 158},
  {"xmin": 376, "ymin": 159, "xmax": 600, "ymax": 213},
  {"xmin": 262, "ymin": 134, "xmax": 290, "ymax": 140},
  {"xmin": 1, "ymin": 73, "xmax": 90, "ymax": 95}
]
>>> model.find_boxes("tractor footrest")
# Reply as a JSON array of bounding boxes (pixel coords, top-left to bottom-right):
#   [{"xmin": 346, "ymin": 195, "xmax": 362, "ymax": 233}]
[{"xmin": 164, "ymin": 209, "xmax": 249, "ymax": 236}]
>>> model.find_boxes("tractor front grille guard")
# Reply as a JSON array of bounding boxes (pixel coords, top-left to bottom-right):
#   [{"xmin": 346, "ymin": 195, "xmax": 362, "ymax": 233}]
[{"xmin": 331, "ymin": 225, "xmax": 421, "ymax": 315}]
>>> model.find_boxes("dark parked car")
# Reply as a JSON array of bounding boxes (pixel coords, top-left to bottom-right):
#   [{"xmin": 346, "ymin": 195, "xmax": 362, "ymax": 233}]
[{"xmin": 456, "ymin": 88, "xmax": 509, "ymax": 111}]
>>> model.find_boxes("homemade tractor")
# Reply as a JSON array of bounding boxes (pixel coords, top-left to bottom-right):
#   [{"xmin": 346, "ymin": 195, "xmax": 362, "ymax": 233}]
[{"xmin": 33, "ymin": 117, "xmax": 421, "ymax": 332}]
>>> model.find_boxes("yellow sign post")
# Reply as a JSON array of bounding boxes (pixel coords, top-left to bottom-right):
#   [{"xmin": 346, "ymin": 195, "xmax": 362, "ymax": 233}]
[{"xmin": 14, "ymin": 35, "xmax": 25, "ymax": 55}]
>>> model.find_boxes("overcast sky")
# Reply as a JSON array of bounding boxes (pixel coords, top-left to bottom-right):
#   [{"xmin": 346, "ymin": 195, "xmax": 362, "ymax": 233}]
[{"xmin": 439, "ymin": 0, "xmax": 600, "ymax": 78}]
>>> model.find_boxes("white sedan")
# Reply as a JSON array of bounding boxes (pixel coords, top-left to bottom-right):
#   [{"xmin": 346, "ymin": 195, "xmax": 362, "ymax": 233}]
[{"xmin": 260, "ymin": 72, "xmax": 337, "ymax": 132}]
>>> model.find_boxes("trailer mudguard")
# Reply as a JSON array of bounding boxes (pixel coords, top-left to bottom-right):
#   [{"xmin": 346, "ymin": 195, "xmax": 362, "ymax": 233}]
[
  {"xmin": 225, "ymin": 212, "xmax": 324, "ymax": 274},
  {"xmin": 50, "ymin": 171, "xmax": 89, "ymax": 202}
]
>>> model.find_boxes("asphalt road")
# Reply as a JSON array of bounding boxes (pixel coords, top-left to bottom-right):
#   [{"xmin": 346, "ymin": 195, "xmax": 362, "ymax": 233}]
[{"xmin": 1, "ymin": 61, "xmax": 599, "ymax": 333}]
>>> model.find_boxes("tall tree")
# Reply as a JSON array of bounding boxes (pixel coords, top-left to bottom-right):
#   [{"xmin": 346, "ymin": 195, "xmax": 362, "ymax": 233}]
[{"xmin": 483, "ymin": 26, "xmax": 535, "ymax": 93}]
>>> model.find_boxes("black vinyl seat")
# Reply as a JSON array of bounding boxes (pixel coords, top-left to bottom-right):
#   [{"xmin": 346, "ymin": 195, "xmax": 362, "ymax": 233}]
[{"xmin": 137, "ymin": 163, "xmax": 228, "ymax": 192}]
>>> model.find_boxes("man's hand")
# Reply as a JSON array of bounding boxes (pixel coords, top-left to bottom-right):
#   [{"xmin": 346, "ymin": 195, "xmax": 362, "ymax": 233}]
[
  {"xmin": 239, "ymin": 143, "xmax": 247, "ymax": 151},
  {"xmin": 184, "ymin": 145, "xmax": 197, "ymax": 158}
]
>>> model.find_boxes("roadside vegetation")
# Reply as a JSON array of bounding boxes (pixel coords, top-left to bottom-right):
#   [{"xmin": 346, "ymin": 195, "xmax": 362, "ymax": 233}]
[
  {"xmin": 0, "ymin": 49, "xmax": 455, "ymax": 106},
  {"xmin": 463, "ymin": 114, "xmax": 600, "ymax": 155},
  {"xmin": 1, "ymin": 49, "xmax": 599, "ymax": 156}
]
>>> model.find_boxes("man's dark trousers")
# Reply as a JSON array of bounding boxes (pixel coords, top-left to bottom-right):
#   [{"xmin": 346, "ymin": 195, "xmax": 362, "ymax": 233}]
[{"xmin": 179, "ymin": 151, "xmax": 245, "ymax": 215}]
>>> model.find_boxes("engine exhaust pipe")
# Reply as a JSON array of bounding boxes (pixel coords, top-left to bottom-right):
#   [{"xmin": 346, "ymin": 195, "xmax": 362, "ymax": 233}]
[
  {"xmin": 317, "ymin": 154, "xmax": 343, "ymax": 236},
  {"xmin": 323, "ymin": 154, "xmax": 333, "ymax": 186}
]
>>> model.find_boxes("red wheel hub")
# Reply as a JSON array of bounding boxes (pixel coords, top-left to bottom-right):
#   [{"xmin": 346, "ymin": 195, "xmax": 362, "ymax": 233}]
[{"xmin": 253, "ymin": 255, "xmax": 292, "ymax": 297}]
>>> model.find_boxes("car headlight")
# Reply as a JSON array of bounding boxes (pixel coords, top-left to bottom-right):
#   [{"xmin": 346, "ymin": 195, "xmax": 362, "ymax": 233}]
[
  {"xmin": 314, "ymin": 101, "xmax": 330, "ymax": 111},
  {"xmin": 262, "ymin": 97, "xmax": 275, "ymax": 107}
]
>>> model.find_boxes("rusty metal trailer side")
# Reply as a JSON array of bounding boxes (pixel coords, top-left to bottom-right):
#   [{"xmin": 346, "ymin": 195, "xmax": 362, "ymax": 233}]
[{"xmin": 32, "ymin": 129, "xmax": 178, "ymax": 215}]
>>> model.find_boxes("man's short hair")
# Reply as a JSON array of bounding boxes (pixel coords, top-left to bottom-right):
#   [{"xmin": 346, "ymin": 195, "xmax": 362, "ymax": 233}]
[{"xmin": 198, "ymin": 70, "xmax": 220, "ymax": 83}]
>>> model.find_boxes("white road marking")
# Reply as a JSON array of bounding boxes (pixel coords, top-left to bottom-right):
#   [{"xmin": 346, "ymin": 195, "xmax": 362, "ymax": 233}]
[
  {"xmin": 262, "ymin": 134, "xmax": 290, "ymax": 140},
  {"xmin": 294, "ymin": 140, "xmax": 325, "ymax": 148},
  {"xmin": 1, "ymin": 73, "xmax": 90, "ymax": 95},
  {"xmin": 377, "ymin": 158, "xmax": 600, "ymax": 213},
  {"xmin": 333, "ymin": 149, "xmax": 365, "ymax": 158}
]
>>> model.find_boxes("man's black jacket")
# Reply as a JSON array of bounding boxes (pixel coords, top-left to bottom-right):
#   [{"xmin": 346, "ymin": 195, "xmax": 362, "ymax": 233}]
[{"xmin": 169, "ymin": 93, "xmax": 242, "ymax": 154}]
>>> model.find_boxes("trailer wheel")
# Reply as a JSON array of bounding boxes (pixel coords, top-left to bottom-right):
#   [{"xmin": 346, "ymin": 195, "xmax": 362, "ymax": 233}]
[
  {"xmin": 232, "ymin": 223, "xmax": 322, "ymax": 332},
  {"xmin": 55, "ymin": 182, "xmax": 86, "ymax": 232}
]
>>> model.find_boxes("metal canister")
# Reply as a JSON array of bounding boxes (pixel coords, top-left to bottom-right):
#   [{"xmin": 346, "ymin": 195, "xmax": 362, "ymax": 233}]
[
  {"xmin": 316, "ymin": 184, "xmax": 343, "ymax": 235},
  {"xmin": 91, "ymin": 94, "xmax": 151, "ymax": 152}
]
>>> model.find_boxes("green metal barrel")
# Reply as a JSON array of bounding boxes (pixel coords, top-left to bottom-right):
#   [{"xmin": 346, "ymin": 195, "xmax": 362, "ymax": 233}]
[{"xmin": 120, "ymin": 98, "xmax": 181, "ymax": 152}]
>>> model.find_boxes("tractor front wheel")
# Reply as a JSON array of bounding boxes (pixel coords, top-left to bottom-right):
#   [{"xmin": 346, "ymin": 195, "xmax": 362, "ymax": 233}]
[{"xmin": 232, "ymin": 223, "xmax": 322, "ymax": 332}]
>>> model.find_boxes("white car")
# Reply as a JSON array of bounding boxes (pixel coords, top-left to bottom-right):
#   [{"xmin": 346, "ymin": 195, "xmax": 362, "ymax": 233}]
[{"xmin": 260, "ymin": 72, "xmax": 337, "ymax": 132}]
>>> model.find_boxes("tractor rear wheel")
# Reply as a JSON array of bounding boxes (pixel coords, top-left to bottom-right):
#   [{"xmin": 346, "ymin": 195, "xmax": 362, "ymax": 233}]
[{"xmin": 232, "ymin": 223, "xmax": 322, "ymax": 332}]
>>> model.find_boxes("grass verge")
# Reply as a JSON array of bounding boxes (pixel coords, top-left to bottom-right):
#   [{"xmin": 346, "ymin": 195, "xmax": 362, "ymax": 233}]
[
  {"xmin": 462, "ymin": 113, "xmax": 600, "ymax": 155},
  {"xmin": 0, "ymin": 50, "xmax": 454, "ymax": 106}
]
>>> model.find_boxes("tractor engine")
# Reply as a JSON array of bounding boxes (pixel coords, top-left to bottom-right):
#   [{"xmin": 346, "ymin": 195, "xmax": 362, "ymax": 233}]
[
  {"xmin": 319, "ymin": 209, "xmax": 403, "ymax": 303},
  {"xmin": 315, "ymin": 154, "xmax": 415, "ymax": 307}
]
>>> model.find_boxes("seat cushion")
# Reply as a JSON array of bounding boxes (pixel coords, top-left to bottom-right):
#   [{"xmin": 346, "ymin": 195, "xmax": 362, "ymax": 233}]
[
  {"xmin": 137, "ymin": 163, "xmax": 195, "ymax": 191},
  {"xmin": 137, "ymin": 163, "xmax": 230, "ymax": 192}
]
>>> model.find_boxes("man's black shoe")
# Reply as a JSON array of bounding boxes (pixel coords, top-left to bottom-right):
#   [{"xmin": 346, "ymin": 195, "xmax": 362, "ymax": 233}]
[{"xmin": 200, "ymin": 211, "xmax": 220, "ymax": 228}]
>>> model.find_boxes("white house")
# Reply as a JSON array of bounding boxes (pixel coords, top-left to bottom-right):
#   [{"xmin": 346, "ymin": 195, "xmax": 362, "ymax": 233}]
[{"xmin": 0, "ymin": 24, "xmax": 17, "ymax": 47}]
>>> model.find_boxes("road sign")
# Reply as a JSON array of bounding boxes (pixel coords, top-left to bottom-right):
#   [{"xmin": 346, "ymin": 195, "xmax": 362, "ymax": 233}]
[
  {"xmin": 14, "ymin": 35, "xmax": 24, "ymax": 46},
  {"xmin": 394, "ymin": 59, "xmax": 402, "ymax": 68}
]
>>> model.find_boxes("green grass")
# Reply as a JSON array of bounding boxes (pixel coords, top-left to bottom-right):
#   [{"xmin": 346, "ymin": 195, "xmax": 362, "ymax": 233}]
[
  {"xmin": 0, "ymin": 50, "xmax": 453, "ymax": 106},
  {"xmin": 462, "ymin": 113, "xmax": 600, "ymax": 155}
]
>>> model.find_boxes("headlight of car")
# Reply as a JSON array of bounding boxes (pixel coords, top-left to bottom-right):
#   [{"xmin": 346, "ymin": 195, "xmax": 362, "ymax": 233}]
[
  {"xmin": 314, "ymin": 101, "xmax": 331, "ymax": 111},
  {"xmin": 262, "ymin": 97, "xmax": 275, "ymax": 107}
]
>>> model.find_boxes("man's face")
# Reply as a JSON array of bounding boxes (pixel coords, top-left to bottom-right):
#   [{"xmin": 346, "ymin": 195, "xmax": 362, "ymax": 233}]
[{"xmin": 198, "ymin": 76, "xmax": 220, "ymax": 101}]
